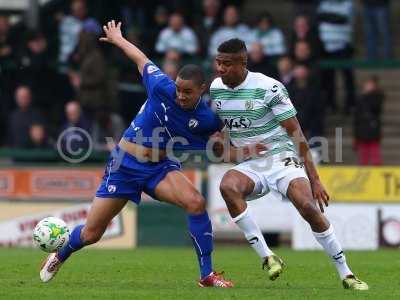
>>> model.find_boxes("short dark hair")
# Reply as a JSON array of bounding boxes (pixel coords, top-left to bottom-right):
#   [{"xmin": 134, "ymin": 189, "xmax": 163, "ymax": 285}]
[
  {"xmin": 257, "ymin": 12, "xmax": 274, "ymax": 26},
  {"xmin": 217, "ymin": 38, "xmax": 247, "ymax": 54},
  {"xmin": 369, "ymin": 74, "xmax": 379, "ymax": 84},
  {"xmin": 177, "ymin": 64, "xmax": 205, "ymax": 86}
]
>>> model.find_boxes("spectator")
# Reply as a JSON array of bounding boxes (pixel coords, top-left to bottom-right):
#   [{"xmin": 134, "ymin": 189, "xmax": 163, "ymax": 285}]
[
  {"xmin": 155, "ymin": 12, "xmax": 199, "ymax": 56},
  {"xmin": 7, "ymin": 86, "xmax": 44, "ymax": 148},
  {"xmin": 146, "ymin": 6, "xmax": 169, "ymax": 56},
  {"xmin": 112, "ymin": 28, "xmax": 145, "ymax": 125},
  {"xmin": 354, "ymin": 76, "xmax": 384, "ymax": 165},
  {"xmin": 61, "ymin": 101, "xmax": 91, "ymax": 132},
  {"xmin": 0, "ymin": 14, "xmax": 18, "ymax": 85},
  {"xmin": 18, "ymin": 31, "xmax": 55, "ymax": 111},
  {"xmin": 162, "ymin": 59, "xmax": 180, "ymax": 80},
  {"xmin": 208, "ymin": 58, "xmax": 220, "ymax": 84},
  {"xmin": 277, "ymin": 56, "xmax": 294, "ymax": 86},
  {"xmin": 293, "ymin": 40, "xmax": 322, "ymax": 86},
  {"xmin": 252, "ymin": 12, "xmax": 286, "ymax": 59},
  {"xmin": 289, "ymin": 14, "xmax": 322, "ymax": 61},
  {"xmin": 293, "ymin": 40, "xmax": 314, "ymax": 66},
  {"xmin": 119, "ymin": 0, "xmax": 146, "ymax": 32},
  {"xmin": 70, "ymin": 31, "xmax": 109, "ymax": 116},
  {"xmin": 318, "ymin": 0, "xmax": 355, "ymax": 112},
  {"xmin": 164, "ymin": 49, "xmax": 182, "ymax": 63},
  {"xmin": 287, "ymin": 64, "xmax": 324, "ymax": 139},
  {"xmin": 195, "ymin": 0, "xmax": 221, "ymax": 56},
  {"xmin": 92, "ymin": 106, "xmax": 125, "ymax": 151},
  {"xmin": 112, "ymin": 27, "xmax": 145, "ymax": 84},
  {"xmin": 247, "ymin": 42, "xmax": 278, "ymax": 79},
  {"xmin": 0, "ymin": 14, "xmax": 17, "ymax": 144},
  {"xmin": 0, "ymin": 14, "xmax": 15, "ymax": 68},
  {"xmin": 27, "ymin": 123, "xmax": 52, "ymax": 149},
  {"xmin": 361, "ymin": 0, "xmax": 393, "ymax": 59},
  {"xmin": 58, "ymin": 0, "xmax": 101, "ymax": 66},
  {"xmin": 59, "ymin": 101, "xmax": 92, "ymax": 157},
  {"xmin": 290, "ymin": 0, "xmax": 318, "ymax": 21},
  {"xmin": 208, "ymin": 5, "xmax": 251, "ymax": 57}
]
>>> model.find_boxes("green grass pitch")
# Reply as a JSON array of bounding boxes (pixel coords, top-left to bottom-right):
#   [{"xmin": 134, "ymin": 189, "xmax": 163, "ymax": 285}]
[{"xmin": 0, "ymin": 247, "xmax": 399, "ymax": 299}]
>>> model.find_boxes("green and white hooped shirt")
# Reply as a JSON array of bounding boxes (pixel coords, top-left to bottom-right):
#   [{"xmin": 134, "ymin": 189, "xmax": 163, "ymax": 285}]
[{"xmin": 210, "ymin": 71, "xmax": 298, "ymax": 158}]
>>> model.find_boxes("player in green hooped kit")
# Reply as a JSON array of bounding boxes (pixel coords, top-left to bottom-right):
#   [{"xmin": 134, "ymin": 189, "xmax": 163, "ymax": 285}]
[{"xmin": 210, "ymin": 38, "xmax": 368, "ymax": 291}]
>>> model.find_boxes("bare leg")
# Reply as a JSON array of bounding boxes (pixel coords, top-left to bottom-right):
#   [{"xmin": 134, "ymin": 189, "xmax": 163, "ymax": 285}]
[
  {"xmin": 40, "ymin": 197, "xmax": 128, "ymax": 282},
  {"xmin": 154, "ymin": 171, "xmax": 229, "ymax": 284},
  {"xmin": 154, "ymin": 170, "xmax": 205, "ymax": 214},
  {"xmin": 219, "ymin": 170, "xmax": 254, "ymax": 218},
  {"xmin": 57, "ymin": 197, "xmax": 128, "ymax": 261},
  {"xmin": 219, "ymin": 170, "xmax": 274, "ymax": 260},
  {"xmin": 287, "ymin": 178, "xmax": 352, "ymax": 279},
  {"xmin": 286, "ymin": 178, "xmax": 329, "ymax": 232},
  {"xmin": 81, "ymin": 197, "xmax": 128, "ymax": 244}
]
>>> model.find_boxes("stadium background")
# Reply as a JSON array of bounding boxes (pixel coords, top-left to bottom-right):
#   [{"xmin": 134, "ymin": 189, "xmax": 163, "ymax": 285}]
[{"xmin": 0, "ymin": 1, "xmax": 400, "ymax": 296}]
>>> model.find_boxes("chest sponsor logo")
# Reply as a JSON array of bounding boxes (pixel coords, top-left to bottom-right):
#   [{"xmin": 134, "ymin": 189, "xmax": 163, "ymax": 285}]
[
  {"xmin": 188, "ymin": 118, "xmax": 199, "ymax": 129},
  {"xmin": 224, "ymin": 117, "xmax": 252, "ymax": 129}
]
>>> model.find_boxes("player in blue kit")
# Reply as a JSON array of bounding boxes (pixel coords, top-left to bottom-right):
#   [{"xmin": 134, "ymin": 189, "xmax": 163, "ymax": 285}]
[{"xmin": 39, "ymin": 21, "xmax": 260, "ymax": 287}]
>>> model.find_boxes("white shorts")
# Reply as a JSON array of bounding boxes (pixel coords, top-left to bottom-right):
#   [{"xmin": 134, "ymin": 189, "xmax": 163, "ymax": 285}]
[{"xmin": 231, "ymin": 155, "xmax": 309, "ymax": 201}]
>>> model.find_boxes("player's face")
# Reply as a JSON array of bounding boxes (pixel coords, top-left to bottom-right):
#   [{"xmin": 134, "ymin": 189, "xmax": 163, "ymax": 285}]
[
  {"xmin": 215, "ymin": 52, "xmax": 247, "ymax": 87},
  {"xmin": 175, "ymin": 77, "xmax": 205, "ymax": 110}
]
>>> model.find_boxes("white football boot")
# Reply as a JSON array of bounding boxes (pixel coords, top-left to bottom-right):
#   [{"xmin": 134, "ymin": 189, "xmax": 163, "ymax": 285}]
[{"xmin": 40, "ymin": 253, "xmax": 63, "ymax": 282}]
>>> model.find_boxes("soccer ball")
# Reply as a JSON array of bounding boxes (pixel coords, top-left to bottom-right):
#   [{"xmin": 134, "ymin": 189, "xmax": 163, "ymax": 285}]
[{"xmin": 32, "ymin": 217, "xmax": 70, "ymax": 253}]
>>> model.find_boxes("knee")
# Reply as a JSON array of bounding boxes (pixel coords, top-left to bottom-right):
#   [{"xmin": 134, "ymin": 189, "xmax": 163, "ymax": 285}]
[
  {"xmin": 220, "ymin": 177, "xmax": 243, "ymax": 200},
  {"xmin": 298, "ymin": 200, "xmax": 320, "ymax": 221},
  {"xmin": 185, "ymin": 193, "xmax": 206, "ymax": 214},
  {"xmin": 81, "ymin": 226, "xmax": 103, "ymax": 245}
]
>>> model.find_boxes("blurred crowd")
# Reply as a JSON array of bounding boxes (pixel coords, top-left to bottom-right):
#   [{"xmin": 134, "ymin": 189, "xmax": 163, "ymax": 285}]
[{"xmin": 0, "ymin": 0, "xmax": 391, "ymax": 164}]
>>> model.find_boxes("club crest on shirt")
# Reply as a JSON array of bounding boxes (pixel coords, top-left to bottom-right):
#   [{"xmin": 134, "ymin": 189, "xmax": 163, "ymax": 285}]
[
  {"xmin": 245, "ymin": 100, "xmax": 254, "ymax": 110},
  {"xmin": 188, "ymin": 118, "xmax": 199, "ymax": 129},
  {"xmin": 107, "ymin": 185, "xmax": 117, "ymax": 193}
]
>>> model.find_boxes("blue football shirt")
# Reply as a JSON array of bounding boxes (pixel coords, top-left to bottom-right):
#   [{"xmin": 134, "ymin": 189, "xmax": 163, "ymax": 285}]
[{"xmin": 122, "ymin": 62, "xmax": 222, "ymax": 151}]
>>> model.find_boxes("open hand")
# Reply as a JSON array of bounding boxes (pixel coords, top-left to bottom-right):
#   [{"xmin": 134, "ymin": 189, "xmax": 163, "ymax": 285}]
[
  {"xmin": 311, "ymin": 179, "xmax": 330, "ymax": 213},
  {"xmin": 242, "ymin": 143, "xmax": 268, "ymax": 160},
  {"xmin": 99, "ymin": 20, "xmax": 123, "ymax": 44}
]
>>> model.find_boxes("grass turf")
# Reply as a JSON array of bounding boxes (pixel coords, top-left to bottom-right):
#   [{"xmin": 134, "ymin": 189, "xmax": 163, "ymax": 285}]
[{"xmin": 0, "ymin": 247, "xmax": 399, "ymax": 300}]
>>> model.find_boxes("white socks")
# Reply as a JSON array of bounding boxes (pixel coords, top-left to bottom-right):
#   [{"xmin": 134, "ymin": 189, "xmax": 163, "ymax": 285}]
[
  {"xmin": 233, "ymin": 207, "xmax": 273, "ymax": 258},
  {"xmin": 313, "ymin": 225, "xmax": 353, "ymax": 279},
  {"xmin": 233, "ymin": 208, "xmax": 352, "ymax": 279}
]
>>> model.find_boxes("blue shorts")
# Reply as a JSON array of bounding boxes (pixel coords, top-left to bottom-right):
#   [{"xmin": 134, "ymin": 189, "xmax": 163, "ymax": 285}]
[{"xmin": 96, "ymin": 147, "xmax": 181, "ymax": 203}]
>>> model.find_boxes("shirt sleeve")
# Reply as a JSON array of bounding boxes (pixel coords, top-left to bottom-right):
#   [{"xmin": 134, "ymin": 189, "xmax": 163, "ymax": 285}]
[
  {"xmin": 142, "ymin": 62, "xmax": 170, "ymax": 97},
  {"xmin": 266, "ymin": 81, "xmax": 297, "ymax": 122}
]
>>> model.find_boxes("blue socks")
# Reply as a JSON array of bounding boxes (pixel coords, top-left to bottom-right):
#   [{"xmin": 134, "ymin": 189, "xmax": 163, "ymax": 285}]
[
  {"xmin": 58, "ymin": 215, "xmax": 214, "ymax": 280},
  {"xmin": 58, "ymin": 225, "xmax": 85, "ymax": 262},
  {"xmin": 187, "ymin": 211, "xmax": 213, "ymax": 279}
]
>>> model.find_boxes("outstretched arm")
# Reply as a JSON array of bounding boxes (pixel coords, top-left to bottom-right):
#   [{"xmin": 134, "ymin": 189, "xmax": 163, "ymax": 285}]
[
  {"xmin": 100, "ymin": 20, "xmax": 150, "ymax": 75},
  {"xmin": 280, "ymin": 117, "xmax": 330, "ymax": 212}
]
